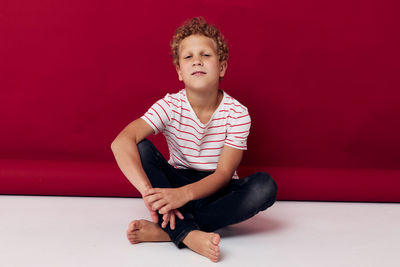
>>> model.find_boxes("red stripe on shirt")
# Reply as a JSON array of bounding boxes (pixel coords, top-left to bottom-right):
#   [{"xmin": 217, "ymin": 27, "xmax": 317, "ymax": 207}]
[
  {"xmin": 224, "ymin": 142, "xmax": 246, "ymax": 149},
  {"xmin": 211, "ymin": 117, "xmax": 227, "ymax": 121},
  {"xmin": 171, "ymin": 110, "xmax": 207, "ymax": 129},
  {"xmin": 230, "ymin": 122, "xmax": 251, "ymax": 127},
  {"xmin": 171, "ymin": 118, "xmax": 204, "ymax": 135},
  {"xmin": 167, "ymin": 135, "xmax": 223, "ymax": 152},
  {"xmin": 227, "ymin": 130, "xmax": 249, "ymax": 134},
  {"xmin": 150, "ymin": 107, "xmax": 166, "ymax": 129},
  {"xmin": 224, "ymin": 102, "xmax": 245, "ymax": 108},
  {"xmin": 187, "ymin": 160, "xmax": 219, "ymax": 164},
  {"xmin": 170, "ymin": 151, "xmax": 191, "ymax": 168},
  {"xmin": 169, "ymin": 124, "xmax": 225, "ymax": 141},
  {"xmin": 201, "ymin": 146, "xmax": 224, "ymax": 150},
  {"xmin": 162, "ymin": 99, "xmax": 170, "ymax": 107},
  {"xmin": 170, "ymin": 96, "xmax": 186, "ymax": 103},
  {"xmin": 165, "ymin": 129, "xmax": 199, "ymax": 146},
  {"xmin": 167, "ymin": 101, "xmax": 179, "ymax": 109},
  {"xmin": 219, "ymin": 109, "xmax": 241, "ymax": 113},
  {"xmin": 166, "ymin": 135, "xmax": 224, "ymax": 152},
  {"xmin": 170, "ymin": 146, "xmax": 216, "ymax": 168},
  {"xmin": 206, "ymin": 122, "xmax": 250, "ymax": 129},
  {"xmin": 224, "ymin": 114, "xmax": 250, "ymax": 120},
  {"xmin": 167, "ymin": 136, "xmax": 201, "ymax": 152},
  {"xmin": 171, "ymin": 110, "xmax": 231, "ymax": 129},
  {"xmin": 165, "ymin": 129, "xmax": 226, "ymax": 147},
  {"xmin": 207, "ymin": 124, "xmax": 229, "ymax": 129},
  {"xmin": 168, "ymin": 101, "xmax": 191, "ymax": 112},
  {"xmin": 167, "ymin": 140, "xmax": 219, "ymax": 158},
  {"xmin": 144, "ymin": 114, "xmax": 160, "ymax": 133},
  {"xmin": 156, "ymin": 102, "xmax": 170, "ymax": 121}
]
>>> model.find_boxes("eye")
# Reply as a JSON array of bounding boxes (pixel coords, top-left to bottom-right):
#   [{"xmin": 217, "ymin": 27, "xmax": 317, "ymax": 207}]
[
  {"xmin": 203, "ymin": 54, "xmax": 210, "ymax": 57},
  {"xmin": 184, "ymin": 56, "xmax": 191, "ymax": 59}
]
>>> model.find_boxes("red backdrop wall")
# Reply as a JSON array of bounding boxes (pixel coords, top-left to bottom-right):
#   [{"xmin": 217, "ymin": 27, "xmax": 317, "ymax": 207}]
[{"xmin": 1, "ymin": 0, "xmax": 399, "ymax": 201}]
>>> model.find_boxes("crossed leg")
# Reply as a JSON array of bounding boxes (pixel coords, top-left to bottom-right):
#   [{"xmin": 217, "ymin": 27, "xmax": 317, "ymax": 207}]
[
  {"xmin": 126, "ymin": 172, "xmax": 277, "ymax": 263},
  {"xmin": 127, "ymin": 219, "xmax": 220, "ymax": 262}
]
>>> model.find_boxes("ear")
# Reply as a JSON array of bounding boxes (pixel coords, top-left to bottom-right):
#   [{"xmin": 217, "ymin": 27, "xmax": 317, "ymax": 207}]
[
  {"xmin": 175, "ymin": 64, "xmax": 183, "ymax": 81},
  {"xmin": 219, "ymin": 60, "xmax": 228, "ymax": 78}
]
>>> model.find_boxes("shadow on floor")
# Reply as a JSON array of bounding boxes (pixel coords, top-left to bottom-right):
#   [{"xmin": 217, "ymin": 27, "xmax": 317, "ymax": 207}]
[{"xmin": 215, "ymin": 213, "xmax": 285, "ymax": 238}]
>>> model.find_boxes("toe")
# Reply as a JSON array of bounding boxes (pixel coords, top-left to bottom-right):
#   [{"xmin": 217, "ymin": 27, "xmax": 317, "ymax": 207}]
[
  {"xmin": 131, "ymin": 220, "xmax": 142, "ymax": 231},
  {"xmin": 211, "ymin": 233, "xmax": 220, "ymax": 245},
  {"xmin": 133, "ymin": 220, "xmax": 140, "ymax": 230},
  {"xmin": 210, "ymin": 255, "xmax": 218, "ymax": 262},
  {"xmin": 208, "ymin": 246, "xmax": 219, "ymax": 259},
  {"xmin": 211, "ymin": 244, "xmax": 219, "ymax": 252},
  {"xmin": 210, "ymin": 250, "xmax": 218, "ymax": 258},
  {"xmin": 128, "ymin": 221, "xmax": 135, "ymax": 231},
  {"xmin": 128, "ymin": 232, "xmax": 139, "ymax": 244}
]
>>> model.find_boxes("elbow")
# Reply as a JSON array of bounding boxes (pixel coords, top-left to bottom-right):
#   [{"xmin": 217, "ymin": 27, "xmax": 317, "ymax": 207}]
[
  {"xmin": 110, "ymin": 141, "xmax": 116, "ymax": 151},
  {"xmin": 110, "ymin": 138, "xmax": 120, "ymax": 151},
  {"xmin": 110, "ymin": 135, "xmax": 136, "ymax": 151}
]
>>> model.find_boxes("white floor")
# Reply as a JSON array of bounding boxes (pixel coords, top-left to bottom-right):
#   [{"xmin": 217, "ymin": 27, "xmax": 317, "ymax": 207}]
[{"xmin": 1, "ymin": 195, "xmax": 399, "ymax": 267}]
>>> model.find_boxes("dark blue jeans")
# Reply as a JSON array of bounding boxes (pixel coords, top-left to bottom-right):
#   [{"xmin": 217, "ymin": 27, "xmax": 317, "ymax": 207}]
[{"xmin": 137, "ymin": 138, "xmax": 278, "ymax": 248}]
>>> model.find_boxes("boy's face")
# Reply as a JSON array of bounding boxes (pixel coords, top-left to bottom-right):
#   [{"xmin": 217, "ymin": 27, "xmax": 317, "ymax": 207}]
[{"xmin": 175, "ymin": 34, "xmax": 227, "ymax": 91}]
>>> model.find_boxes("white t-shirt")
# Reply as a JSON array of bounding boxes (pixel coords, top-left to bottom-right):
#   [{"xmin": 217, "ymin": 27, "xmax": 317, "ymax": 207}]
[{"xmin": 141, "ymin": 88, "xmax": 251, "ymax": 179}]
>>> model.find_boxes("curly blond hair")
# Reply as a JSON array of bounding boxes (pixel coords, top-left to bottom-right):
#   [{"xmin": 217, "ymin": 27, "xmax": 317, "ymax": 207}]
[{"xmin": 170, "ymin": 17, "xmax": 229, "ymax": 67}]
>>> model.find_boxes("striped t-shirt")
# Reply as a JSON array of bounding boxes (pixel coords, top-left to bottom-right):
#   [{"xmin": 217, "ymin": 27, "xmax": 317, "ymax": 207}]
[{"xmin": 141, "ymin": 88, "xmax": 251, "ymax": 179}]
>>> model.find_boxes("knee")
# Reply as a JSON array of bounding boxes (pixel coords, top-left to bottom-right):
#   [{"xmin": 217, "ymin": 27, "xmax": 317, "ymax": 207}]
[
  {"xmin": 249, "ymin": 172, "xmax": 278, "ymax": 209},
  {"xmin": 136, "ymin": 138, "xmax": 155, "ymax": 161}
]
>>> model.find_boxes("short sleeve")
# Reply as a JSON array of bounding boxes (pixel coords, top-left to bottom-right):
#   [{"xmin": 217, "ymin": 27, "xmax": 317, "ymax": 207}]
[
  {"xmin": 140, "ymin": 94, "xmax": 172, "ymax": 135},
  {"xmin": 224, "ymin": 107, "xmax": 251, "ymax": 150}
]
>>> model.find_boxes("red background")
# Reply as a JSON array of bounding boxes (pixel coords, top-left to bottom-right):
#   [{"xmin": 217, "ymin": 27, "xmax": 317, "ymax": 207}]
[{"xmin": 1, "ymin": 0, "xmax": 399, "ymax": 201}]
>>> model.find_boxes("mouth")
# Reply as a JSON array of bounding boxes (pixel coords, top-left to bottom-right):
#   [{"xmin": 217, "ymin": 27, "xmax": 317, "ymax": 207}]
[{"xmin": 191, "ymin": 71, "xmax": 206, "ymax": 76}]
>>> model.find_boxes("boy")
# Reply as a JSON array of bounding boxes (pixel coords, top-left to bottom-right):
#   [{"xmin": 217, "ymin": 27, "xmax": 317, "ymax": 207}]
[{"xmin": 111, "ymin": 17, "xmax": 277, "ymax": 262}]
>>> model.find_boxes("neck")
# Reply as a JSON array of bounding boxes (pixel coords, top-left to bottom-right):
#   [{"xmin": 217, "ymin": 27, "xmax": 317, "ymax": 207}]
[{"xmin": 186, "ymin": 88, "xmax": 222, "ymax": 113}]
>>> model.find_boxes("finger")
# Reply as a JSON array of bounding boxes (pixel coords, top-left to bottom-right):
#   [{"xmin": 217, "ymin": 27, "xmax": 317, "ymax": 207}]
[
  {"xmin": 159, "ymin": 204, "xmax": 172, "ymax": 214},
  {"xmin": 144, "ymin": 199, "xmax": 154, "ymax": 211},
  {"xmin": 152, "ymin": 199, "xmax": 168, "ymax": 211},
  {"xmin": 174, "ymin": 209, "xmax": 184, "ymax": 220},
  {"xmin": 144, "ymin": 193, "xmax": 162, "ymax": 204},
  {"xmin": 151, "ymin": 199, "xmax": 166, "ymax": 211},
  {"xmin": 162, "ymin": 213, "xmax": 168, "ymax": 225},
  {"xmin": 144, "ymin": 200, "xmax": 152, "ymax": 210},
  {"xmin": 151, "ymin": 210, "xmax": 159, "ymax": 223},
  {"xmin": 144, "ymin": 193, "xmax": 162, "ymax": 202},
  {"xmin": 143, "ymin": 199, "xmax": 159, "ymax": 223},
  {"xmin": 170, "ymin": 213, "xmax": 175, "ymax": 230},
  {"xmin": 161, "ymin": 214, "xmax": 168, "ymax": 229},
  {"xmin": 162, "ymin": 212, "xmax": 170, "ymax": 228}
]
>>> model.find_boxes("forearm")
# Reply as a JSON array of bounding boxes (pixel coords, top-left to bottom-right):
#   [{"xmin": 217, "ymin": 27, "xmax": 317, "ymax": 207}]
[
  {"xmin": 182, "ymin": 171, "xmax": 232, "ymax": 201},
  {"xmin": 111, "ymin": 137, "xmax": 152, "ymax": 195}
]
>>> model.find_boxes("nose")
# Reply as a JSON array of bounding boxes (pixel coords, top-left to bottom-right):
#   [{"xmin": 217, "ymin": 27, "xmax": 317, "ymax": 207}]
[{"xmin": 192, "ymin": 55, "xmax": 203, "ymax": 66}]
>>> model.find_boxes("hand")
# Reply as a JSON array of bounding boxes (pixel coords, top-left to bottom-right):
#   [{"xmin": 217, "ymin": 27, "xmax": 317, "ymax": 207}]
[
  {"xmin": 161, "ymin": 209, "xmax": 184, "ymax": 230},
  {"xmin": 142, "ymin": 191, "xmax": 159, "ymax": 223},
  {"xmin": 143, "ymin": 187, "xmax": 190, "ymax": 215}
]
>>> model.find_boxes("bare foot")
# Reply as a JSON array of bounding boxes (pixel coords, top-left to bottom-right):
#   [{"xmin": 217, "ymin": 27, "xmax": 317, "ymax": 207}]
[
  {"xmin": 182, "ymin": 230, "xmax": 221, "ymax": 262},
  {"xmin": 126, "ymin": 219, "xmax": 170, "ymax": 244}
]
